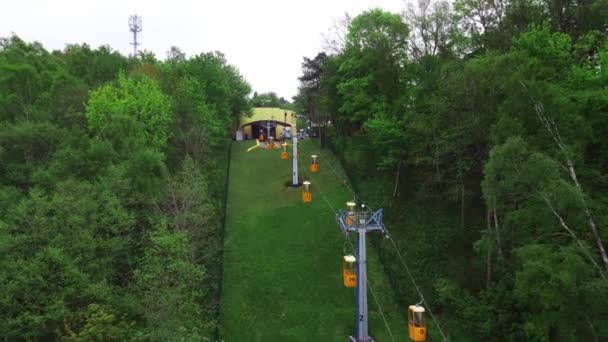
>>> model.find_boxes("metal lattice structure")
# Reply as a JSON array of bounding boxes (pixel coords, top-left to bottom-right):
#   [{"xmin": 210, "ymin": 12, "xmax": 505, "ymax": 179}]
[{"xmin": 128, "ymin": 15, "xmax": 142, "ymax": 57}]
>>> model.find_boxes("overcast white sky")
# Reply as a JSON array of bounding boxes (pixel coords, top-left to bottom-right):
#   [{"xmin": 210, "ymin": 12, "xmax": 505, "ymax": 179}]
[{"xmin": 1, "ymin": 0, "xmax": 406, "ymax": 100}]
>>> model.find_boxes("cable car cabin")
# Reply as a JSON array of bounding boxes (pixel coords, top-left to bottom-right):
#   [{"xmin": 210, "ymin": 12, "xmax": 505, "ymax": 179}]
[
  {"xmin": 345, "ymin": 202, "xmax": 356, "ymax": 227},
  {"xmin": 342, "ymin": 255, "xmax": 356, "ymax": 288},
  {"xmin": 302, "ymin": 181, "xmax": 312, "ymax": 203},
  {"xmin": 310, "ymin": 154, "xmax": 319, "ymax": 173},
  {"xmin": 408, "ymin": 305, "xmax": 427, "ymax": 342}
]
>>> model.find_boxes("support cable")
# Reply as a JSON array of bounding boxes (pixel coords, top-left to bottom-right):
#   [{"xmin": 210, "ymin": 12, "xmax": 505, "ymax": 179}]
[
  {"xmin": 316, "ymin": 149, "xmax": 380, "ymax": 209},
  {"xmin": 387, "ymin": 236, "xmax": 448, "ymax": 342},
  {"xmin": 367, "ymin": 277, "xmax": 396, "ymax": 342}
]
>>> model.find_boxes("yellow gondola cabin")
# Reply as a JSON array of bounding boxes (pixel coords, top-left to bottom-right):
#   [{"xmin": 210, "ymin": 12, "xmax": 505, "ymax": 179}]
[
  {"xmin": 342, "ymin": 255, "xmax": 356, "ymax": 288},
  {"xmin": 302, "ymin": 181, "xmax": 312, "ymax": 203},
  {"xmin": 345, "ymin": 202, "xmax": 356, "ymax": 227},
  {"xmin": 408, "ymin": 305, "xmax": 426, "ymax": 341},
  {"xmin": 310, "ymin": 154, "xmax": 319, "ymax": 173}
]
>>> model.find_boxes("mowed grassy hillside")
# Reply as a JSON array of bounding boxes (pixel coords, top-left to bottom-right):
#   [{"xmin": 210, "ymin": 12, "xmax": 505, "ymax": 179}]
[{"xmin": 219, "ymin": 140, "xmax": 408, "ymax": 341}]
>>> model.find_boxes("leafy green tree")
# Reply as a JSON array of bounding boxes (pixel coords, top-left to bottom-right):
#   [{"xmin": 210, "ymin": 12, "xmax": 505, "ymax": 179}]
[
  {"xmin": 338, "ymin": 9, "xmax": 409, "ymax": 128},
  {"xmin": 0, "ymin": 181, "xmax": 135, "ymax": 339},
  {"xmin": 0, "ymin": 35, "xmax": 80, "ymax": 124},
  {"xmin": 515, "ymin": 244, "xmax": 608, "ymax": 340},
  {"xmin": 299, "ymin": 4, "xmax": 608, "ymax": 341},
  {"xmin": 63, "ymin": 304, "xmax": 135, "ymax": 341},
  {"xmin": 0, "ymin": 121, "xmax": 65, "ymax": 188},
  {"xmin": 86, "ymin": 72, "xmax": 173, "ymax": 153},
  {"xmin": 132, "ymin": 224, "xmax": 209, "ymax": 340},
  {"xmin": 166, "ymin": 78, "xmax": 210, "ymax": 164},
  {"xmin": 252, "ymin": 91, "xmax": 281, "ymax": 107},
  {"xmin": 453, "ymin": 0, "xmax": 507, "ymax": 51},
  {"xmin": 298, "ymin": 53, "xmax": 328, "ymax": 144},
  {"xmin": 1, "ymin": 35, "xmax": 250, "ymax": 340},
  {"xmin": 58, "ymin": 44, "xmax": 128, "ymax": 87},
  {"xmin": 404, "ymin": 0, "xmax": 456, "ymax": 60},
  {"xmin": 166, "ymin": 46, "xmax": 186, "ymax": 63},
  {"xmin": 159, "ymin": 156, "xmax": 219, "ymax": 261}
]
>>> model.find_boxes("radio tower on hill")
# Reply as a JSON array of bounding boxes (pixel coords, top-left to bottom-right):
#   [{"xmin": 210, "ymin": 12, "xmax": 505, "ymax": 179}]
[{"xmin": 129, "ymin": 14, "xmax": 142, "ymax": 58}]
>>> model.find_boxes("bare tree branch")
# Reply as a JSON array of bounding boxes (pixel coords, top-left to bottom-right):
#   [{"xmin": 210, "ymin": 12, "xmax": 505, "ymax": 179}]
[
  {"xmin": 524, "ymin": 82, "xmax": 608, "ymax": 272},
  {"xmin": 540, "ymin": 191, "xmax": 607, "ymax": 280}
]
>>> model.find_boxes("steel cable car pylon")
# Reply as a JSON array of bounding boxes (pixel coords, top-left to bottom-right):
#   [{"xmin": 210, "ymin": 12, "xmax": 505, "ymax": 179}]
[
  {"xmin": 336, "ymin": 202, "xmax": 389, "ymax": 342},
  {"xmin": 291, "ymin": 137, "xmax": 299, "ymax": 186}
]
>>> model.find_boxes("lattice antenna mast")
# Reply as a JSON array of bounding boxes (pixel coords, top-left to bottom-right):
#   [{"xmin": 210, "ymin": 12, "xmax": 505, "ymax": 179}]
[{"xmin": 129, "ymin": 14, "xmax": 143, "ymax": 58}]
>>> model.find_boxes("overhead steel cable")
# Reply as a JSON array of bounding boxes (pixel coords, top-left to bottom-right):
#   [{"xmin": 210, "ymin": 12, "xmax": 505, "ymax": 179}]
[
  {"xmin": 315, "ymin": 149, "xmax": 380, "ymax": 209},
  {"xmin": 387, "ymin": 236, "xmax": 448, "ymax": 342},
  {"xmin": 367, "ymin": 277, "xmax": 396, "ymax": 342}
]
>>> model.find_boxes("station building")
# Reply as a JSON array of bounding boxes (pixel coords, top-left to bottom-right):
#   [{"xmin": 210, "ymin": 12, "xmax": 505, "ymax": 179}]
[{"xmin": 238, "ymin": 107, "xmax": 297, "ymax": 140}]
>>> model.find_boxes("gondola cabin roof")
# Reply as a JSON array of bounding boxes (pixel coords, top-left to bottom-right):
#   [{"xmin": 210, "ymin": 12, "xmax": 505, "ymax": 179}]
[
  {"xmin": 409, "ymin": 305, "xmax": 425, "ymax": 313},
  {"xmin": 343, "ymin": 255, "xmax": 356, "ymax": 263}
]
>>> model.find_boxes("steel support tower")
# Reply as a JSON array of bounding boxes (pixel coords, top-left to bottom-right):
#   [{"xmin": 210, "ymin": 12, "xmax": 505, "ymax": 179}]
[
  {"xmin": 129, "ymin": 15, "xmax": 142, "ymax": 57},
  {"xmin": 337, "ymin": 205, "xmax": 388, "ymax": 342},
  {"xmin": 292, "ymin": 136, "xmax": 299, "ymax": 186}
]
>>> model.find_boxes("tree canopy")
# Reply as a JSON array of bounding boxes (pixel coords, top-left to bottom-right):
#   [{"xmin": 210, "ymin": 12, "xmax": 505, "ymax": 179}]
[
  {"xmin": 295, "ymin": 3, "xmax": 608, "ymax": 340},
  {"xmin": 0, "ymin": 35, "xmax": 251, "ymax": 339}
]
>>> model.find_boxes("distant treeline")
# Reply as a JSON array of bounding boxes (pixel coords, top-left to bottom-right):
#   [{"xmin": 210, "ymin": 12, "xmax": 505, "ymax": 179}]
[
  {"xmin": 251, "ymin": 91, "xmax": 294, "ymax": 110},
  {"xmin": 294, "ymin": 0, "xmax": 608, "ymax": 340},
  {"xmin": 0, "ymin": 38, "xmax": 251, "ymax": 340}
]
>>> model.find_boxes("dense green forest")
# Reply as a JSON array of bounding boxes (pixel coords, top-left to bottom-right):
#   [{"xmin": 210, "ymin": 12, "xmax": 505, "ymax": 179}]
[
  {"xmin": 3, "ymin": 0, "xmax": 608, "ymax": 340},
  {"xmin": 294, "ymin": 0, "xmax": 608, "ymax": 340},
  {"xmin": 0, "ymin": 37, "xmax": 251, "ymax": 339}
]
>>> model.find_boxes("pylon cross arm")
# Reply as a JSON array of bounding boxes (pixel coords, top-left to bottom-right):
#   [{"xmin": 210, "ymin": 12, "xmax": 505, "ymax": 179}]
[{"xmin": 365, "ymin": 209, "xmax": 387, "ymax": 233}]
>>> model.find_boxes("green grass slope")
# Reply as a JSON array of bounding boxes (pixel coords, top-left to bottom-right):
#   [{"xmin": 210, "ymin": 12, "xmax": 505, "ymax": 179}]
[{"xmin": 219, "ymin": 140, "xmax": 408, "ymax": 341}]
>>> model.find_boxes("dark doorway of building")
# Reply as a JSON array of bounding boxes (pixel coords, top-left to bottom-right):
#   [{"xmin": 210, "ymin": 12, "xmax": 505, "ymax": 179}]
[{"xmin": 252, "ymin": 123, "xmax": 276, "ymax": 139}]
